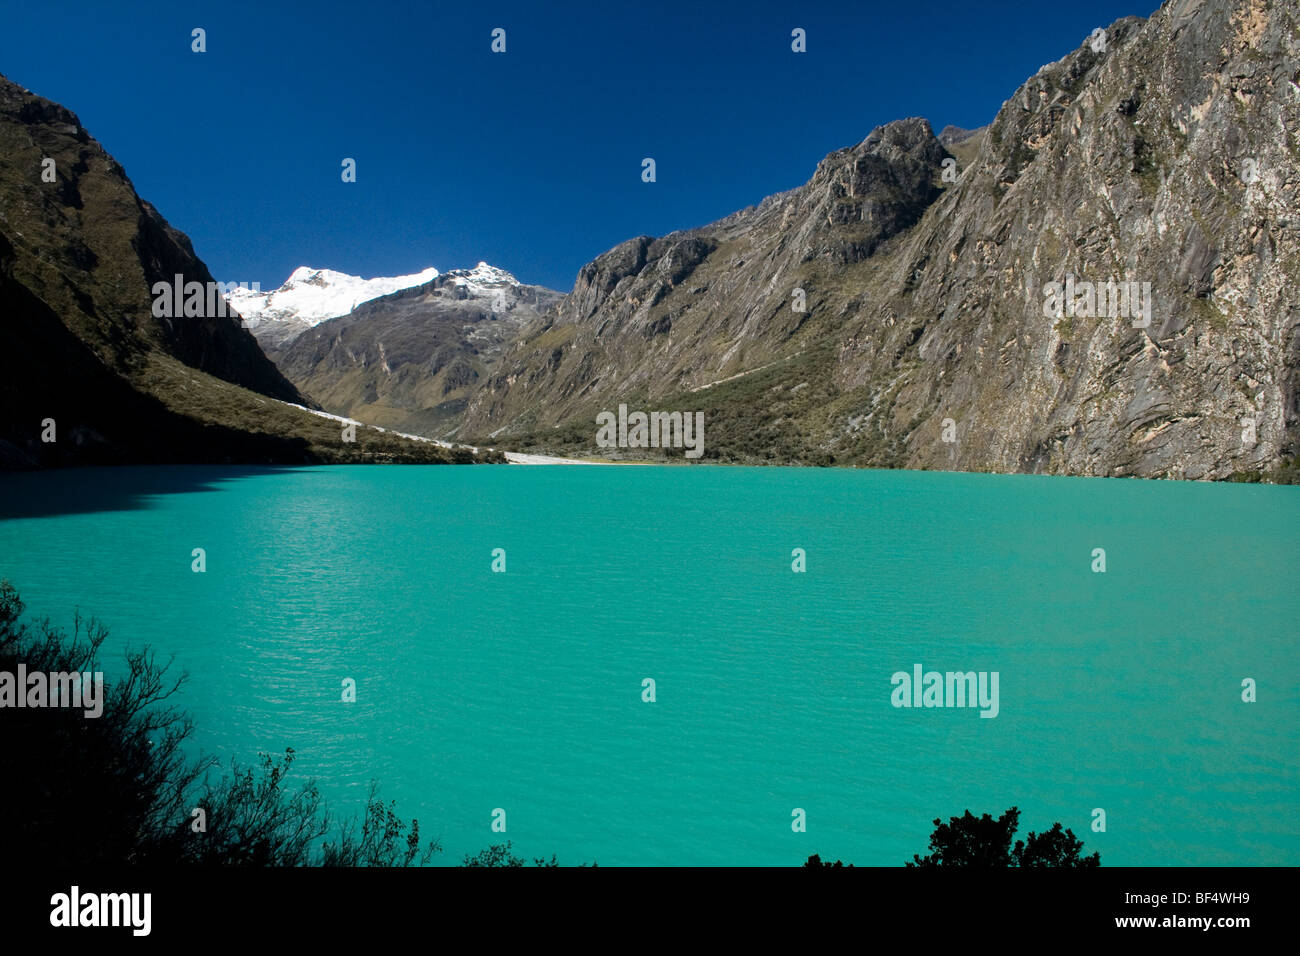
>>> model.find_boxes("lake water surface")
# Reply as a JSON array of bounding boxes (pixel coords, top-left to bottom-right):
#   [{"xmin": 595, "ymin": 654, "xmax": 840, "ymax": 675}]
[{"xmin": 0, "ymin": 465, "xmax": 1295, "ymax": 866}]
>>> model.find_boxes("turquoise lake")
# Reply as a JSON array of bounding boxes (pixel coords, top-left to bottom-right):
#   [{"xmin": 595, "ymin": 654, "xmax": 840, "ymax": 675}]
[{"xmin": 0, "ymin": 464, "xmax": 1296, "ymax": 866}]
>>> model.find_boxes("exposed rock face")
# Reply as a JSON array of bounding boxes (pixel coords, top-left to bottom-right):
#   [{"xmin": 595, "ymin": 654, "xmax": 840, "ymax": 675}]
[
  {"xmin": 0, "ymin": 72, "xmax": 482, "ymax": 467},
  {"xmin": 273, "ymin": 265, "xmax": 562, "ymax": 438},
  {"xmin": 837, "ymin": 0, "xmax": 1299, "ymax": 479},
  {"xmin": 460, "ymin": 0, "xmax": 1298, "ymax": 480}
]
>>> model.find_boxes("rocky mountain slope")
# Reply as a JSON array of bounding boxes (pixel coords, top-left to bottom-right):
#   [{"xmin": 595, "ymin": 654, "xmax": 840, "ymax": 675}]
[
  {"xmin": 272, "ymin": 264, "xmax": 562, "ymax": 438},
  {"xmin": 0, "ymin": 72, "xmax": 490, "ymax": 467},
  {"xmin": 458, "ymin": 0, "xmax": 1298, "ymax": 481},
  {"xmin": 459, "ymin": 116, "xmax": 948, "ymax": 446}
]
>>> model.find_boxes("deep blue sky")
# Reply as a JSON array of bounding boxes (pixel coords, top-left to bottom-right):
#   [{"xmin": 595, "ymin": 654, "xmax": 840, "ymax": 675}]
[{"xmin": 2, "ymin": 0, "xmax": 1153, "ymax": 292}]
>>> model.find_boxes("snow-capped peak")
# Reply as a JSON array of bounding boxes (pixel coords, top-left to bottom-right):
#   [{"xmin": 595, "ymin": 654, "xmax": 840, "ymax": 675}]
[
  {"xmin": 225, "ymin": 265, "xmax": 440, "ymax": 347},
  {"xmin": 225, "ymin": 261, "xmax": 528, "ymax": 348},
  {"xmin": 443, "ymin": 261, "xmax": 520, "ymax": 295}
]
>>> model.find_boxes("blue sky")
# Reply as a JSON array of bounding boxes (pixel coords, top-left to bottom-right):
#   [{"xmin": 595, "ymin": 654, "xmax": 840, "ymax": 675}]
[{"xmin": 2, "ymin": 0, "xmax": 1153, "ymax": 292}]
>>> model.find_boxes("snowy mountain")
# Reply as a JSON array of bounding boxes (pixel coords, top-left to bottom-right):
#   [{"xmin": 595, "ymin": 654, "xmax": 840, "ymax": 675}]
[
  {"xmin": 270, "ymin": 263, "xmax": 563, "ymax": 439},
  {"xmin": 226, "ymin": 265, "xmax": 440, "ymax": 349},
  {"xmin": 439, "ymin": 261, "xmax": 521, "ymax": 297}
]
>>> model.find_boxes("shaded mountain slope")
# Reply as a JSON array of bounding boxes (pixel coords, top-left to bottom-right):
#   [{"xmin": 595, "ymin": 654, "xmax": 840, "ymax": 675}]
[{"xmin": 0, "ymin": 72, "xmax": 485, "ymax": 467}]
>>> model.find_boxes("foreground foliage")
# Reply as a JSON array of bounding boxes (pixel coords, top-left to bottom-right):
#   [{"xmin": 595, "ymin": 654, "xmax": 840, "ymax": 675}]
[
  {"xmin": 0, "ymin": 581, "xmax": 532, "ymax": 866},
  {"xmin": 804, "ymin": 806, "xmax": 1100, "ymax": 867}
]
